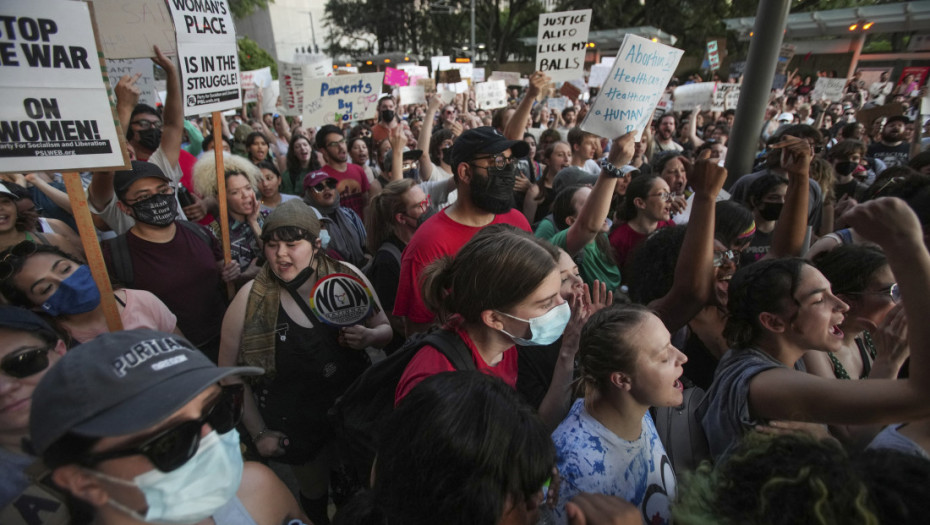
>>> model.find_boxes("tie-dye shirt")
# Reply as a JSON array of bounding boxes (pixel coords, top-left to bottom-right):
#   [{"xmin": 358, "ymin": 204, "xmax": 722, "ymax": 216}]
[{"xmin": 552, "ymin": 399, "xmax": 675, "ymax": 525}]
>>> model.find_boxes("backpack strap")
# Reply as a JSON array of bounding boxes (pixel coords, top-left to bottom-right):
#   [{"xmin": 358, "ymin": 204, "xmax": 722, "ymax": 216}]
[
  {"xmin": 177, "ymin": 220, "xmax": 212, "ymax": 247},
  {"xmin": 103, "ymin": 234, "xmax": 133, "ymax": 287},
  {"xmin": 378, "ymin": 242, "xmax": 403, "ymax": 268},
  {"xmin": 422, "ymin": 329, "xmax": 475, "ymax": 371}
]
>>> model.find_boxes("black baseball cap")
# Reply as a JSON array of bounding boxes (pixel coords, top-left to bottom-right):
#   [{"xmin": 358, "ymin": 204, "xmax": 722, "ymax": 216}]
[
  {"xmin": 886, "ymin": 115, "xmax": 911, "ymax": 126},
  {"xmin": 450, "ymin": 126, "xmax": 530, "ymax": 170},
  {"xmin": 114, "ymin": 160, "xmax": 171, "ymax": 200},
  {"xmin": 0, "ymin": 306, "xmax": 56, "ymax": 340}
]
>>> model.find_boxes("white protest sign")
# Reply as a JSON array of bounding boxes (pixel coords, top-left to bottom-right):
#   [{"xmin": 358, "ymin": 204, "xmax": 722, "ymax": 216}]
[
  {"xmin": 90, "ymin": 0, "xmax": 177, "ymax": 59},
  {"xmin": 673, "ymin": 82, "xmax": 716, "ymax": 112},
  {"xmin": 303, "ymin": 73, "xmax": 384, "ymax": 127},
  {"xmin": 475, "ymin": 80, "xmax": 508, "ymax": 110},
  {"xmin": 473, "ymin": 67, "xmax": 486, "ymax": 82},
  {"xmin": 547, "ymin": 97, "xmax": 568, "ymax": 112},
  {"xmin": 451, "ymin": 80, "xmax": 469, "ymax": 93},
  {"xmin": 449, "ymin": 62, "xmax": 473, "ymax": 79},
  {"xmin": 581, "ymin": 34, "xmax": 683, "ymax": 140},
  {"xmin": 711, "ymin": 83, "xmax": 740, "ymax": 112},
  {"xmin": 106, "ymin": 59, "xmax": 158, "ymax": 107},
  {"xmin": 295, "ymin": 54, "xmax": 333, "ymax": 78},
  {"xmin": 588, "ymin": 63, "xmax": 612, "ymax": 88},
  {"xmin": 166, "ymin": 0, "xmax": 241, "ymax": 116},
  {"xmin": 811, "ymin": 77, "xmax": 847, "ymax": 102},
  {"xmin": 279, "ymin": 62, "xmax": 305, "ymax": 116},
  {"xmin": 263, "ymin": 80, "xmax": 279, "ymax": 115},
  {"xmin": 437, "ymin": 89, "xmax": 456, "ymax": 104},
  {"xmin": 536, "ymin": 9, "xmax": 592, "ymax": 82},
  {"xmin": 241, "ymin": 66, "xmax": 272, "ymax": 103},
  {"xmin": 1, "ymin": 0, "xmax": 129, "ymax": 173},
  {"xmin": 489, "ymin": 71, "xmax": 522, "ymax": 86},
  {"xmin": 431, "ymin": 56, "xmax": 450, "ymax": 73},
  {"xmin": 399, "ymin": 85, "xmax": 426, "ymax": 105}
]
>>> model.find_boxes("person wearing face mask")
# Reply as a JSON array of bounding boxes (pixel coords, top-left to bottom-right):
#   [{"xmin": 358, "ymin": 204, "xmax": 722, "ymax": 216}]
[
  {"xmin": 739, "ymin": 173, "xmax": 788, "ymax": 267},
  {"xmin": 302, "ymin": 171, "xmax": 368, "ymax": 267},
  {"xmin": 371, "ymin": 96, "xmax": 411, "ymax": 145},
  {"xmin": 101, "ymin": 161, "xmax": 239, "ymax": 362},
  {"xmin": 219, "ymin": 200, "xmax": 391, "ymax": 524},
  {"xmin": 0, "ymin": 243, "xmax": 178, "ymax": 345},
  {"xmin": 30, "ymin": 329, "xmax": 309, "ymax": 525},
  {"xmin": 827, "ymin": 140, "xmax": 869, "ymax": 202},
  {"xmin": 394, "ymin": 127, "xmax": 533, "ymax": 336}
]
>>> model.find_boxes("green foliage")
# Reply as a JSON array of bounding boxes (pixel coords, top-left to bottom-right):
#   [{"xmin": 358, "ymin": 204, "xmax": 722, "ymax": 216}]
[
  {"xmin": 238, "ymin": 37, "xmax": 278, "ymax": 78},
  {"xmin": 228, "ymin": 0, "xmax": 273, "ymax": 19}
]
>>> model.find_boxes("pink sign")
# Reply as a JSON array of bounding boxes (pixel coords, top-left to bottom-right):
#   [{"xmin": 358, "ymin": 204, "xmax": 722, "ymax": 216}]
[{"xmin": 384, "ymin": 67, "xmax": 409, "ymax": 87}]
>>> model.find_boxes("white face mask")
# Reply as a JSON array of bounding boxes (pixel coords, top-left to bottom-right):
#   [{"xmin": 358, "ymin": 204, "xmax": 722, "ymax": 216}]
[
  {"xmin": 90, "ymin": 430, "xmax": 243, "ymax": 524},
  {"xmin": 496, "ymin": 302, "xmax": 571, "ymax": 346}
]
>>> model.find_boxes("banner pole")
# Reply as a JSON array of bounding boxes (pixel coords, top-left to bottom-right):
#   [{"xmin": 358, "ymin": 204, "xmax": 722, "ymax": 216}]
[{"xmin": 212, "ymin": 112, "xmax": 235, "ymax": 299}]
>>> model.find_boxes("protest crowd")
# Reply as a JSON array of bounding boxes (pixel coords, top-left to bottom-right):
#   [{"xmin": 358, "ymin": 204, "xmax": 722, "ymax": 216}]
[{"xmin": 5, "ymin": 2, "xmax": 930, "ymax": 525}]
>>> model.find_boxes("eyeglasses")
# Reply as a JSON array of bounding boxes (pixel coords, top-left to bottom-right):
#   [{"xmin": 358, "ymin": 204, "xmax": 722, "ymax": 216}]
[
  {"xmin": 847, "ymin": 283, "xmax": 900, "ymax": 304},
  {"xmin": 124, "ymin": 185, "xmax": 174, "ymax": 206},
  {"xmin": 411, "ymin": 195, "xmax": 431, "ymax": 212},
  {"xmin": 326, "ymin": 138, "xmax": 346, "ymax": 149},
  {"xmin": 0, "ymin": 241, "xmax": 37, "ymax": 280},
  {"xmin": 131, "ymin": 120, "xmax": 163, "ymax": 131},
  {"xmin": 471, "ymin": 154, "xmax": 516, "ymax": 170},
  {"xmin": 310, "ymin": 179, "xmax": 338, "ymax": 193},
  {"xmin": 1, "ymin": 344, "xmax": 53, "ymax": 379},
  {"xmin": 649, "ymin": 191, "xmax": 682, "ymax": 202},
  {"xmin": 82, "ymin": 384, "xmax": 244, "ymax": 473},
  {"xmin": 712, "ymin": 249, "xmax": 739, "ymax": 268}
]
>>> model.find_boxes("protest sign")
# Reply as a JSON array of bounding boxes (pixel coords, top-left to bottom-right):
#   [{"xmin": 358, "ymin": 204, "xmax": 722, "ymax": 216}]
[
  {"xmin": 547, "ymin": 97, "xmax": 567, "ymax": 112},
  {"xmin": 384, "ymin": 67, "xmax": 409, "ymax": 86},
  {"xmin": 856, "ymin": 102, "xmax": 905, "ymax": 129},
  {"xmin": 166, "ymin": 0, "xmax": 241, "ymax": 116},
  {"xmin": 489, "ymin": 71, "xmax": 521, "ymax": 87},
  {"xmin": 473, "ymin": 67, "xmax": 486, "ymax": 82},
  {"xmin": 303, "ymin": 72, "xmax": 384, "ymax": 127},
  {"xmin": 90, "ymin": 0, "xmax": 177, "ymax": 59},
  {"xmin": 1, "ymin": 0, "xmax": 130, "ymax": 173},
  {"xmin": 588, "ymin": 63, "xmax": 612, "ymax": 88},
  {"xmin": 535, "ymin": 9, "xmax": 592, "ymax": 82},
  {"xmin": 431, "ymin": 56, "xmax": 450, "ymax": 72},
  {"xmin": 580, "ymin": 34, "xmax": 683, "ymax": 140},
  {"xmin": 775, "ymin": 43, "xmax": 795, "ymax": 75},
  {"xmin": 294, "ymin": 52, "xmax": 332, "ymax": 76},
  {"xmin": 673, "ymin": 82, "xmax": 715, "ymax": 112},
  {"xmin": 655, "ymin": 93, "xmax": 673, "ymax": 114},
  {"xmin": 241, "ymin": 66, "xmax": 272, "ymax": 103},
  {"xmin": 706, "ymin": 40, "xmax": 721, "ymax": 71},
  {"xmin": 106, "ymin": 59, "xmax": 158, "ymax": 107},
  {"xmin": 437, "ymin": 89, "xmax": 456, "ymax": 105},
  {"xmin": 417, "ymin": 78, "xmax": 436, "ymax": 92},
  {"xmin": 560, "ymin": 82, "xmax": 581, "ymax": 101},
  {"xmin": 811, "ymin": 78, "xmax": 846, "ymax": 102},
  {"xmin": 399, "ymin": 85, "xmax": 426, "ymax": 105},
  {"xmin": 475, "ymin": 80, "xmax": 508, "ymax": 110},
  {"xmin": 438, "ymin": 69, "xmax": 462, "ymax": 84},
  {"xmin": 710, "ymin": 83, "xmax": 740, "ymax": 111},
  {"xmin": 449, "ymin": 62, "xmax": 473, "ymax": 79},
  {"xmin": 263, "ymin": 80, "xmax": 279, "ymax": 115},
  {"xmin": 279, "ymin": 62, "xmax": 305, "ymax": 116}
]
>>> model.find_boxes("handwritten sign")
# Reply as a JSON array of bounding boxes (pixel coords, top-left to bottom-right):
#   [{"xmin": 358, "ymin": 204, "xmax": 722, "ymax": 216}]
[
  {"xmin": 707, "ymin": 40, "xmax": 721, "ymax": 71},
  {"xmin": 535, "ymin": 9, "xmax": 591, "ymax": 82},
  {"xmin": 399, "ymin": 85, "xmax": 426, "ymax": 105},
  {"xmin": 399, "ymin": 64, "xmax": 429, "ymax": 84},
  {"xmin": 673, "ymin": 82, "xmax": 716, "ymax": 112},
  {"xmin": 473, "ymin": 67, "xmax": 486, "ymax": 82},
  {"xmin": 811, "ymin": 78, "xmax": 847, "ymax": 102},
  {"xmin": 294, "ymin": 53, "xmax": 332, "ymax": 78},
  {"xmin": 166, "ymin": 0, "xmax": 241, "ymax": 116},
  {"xmin": 384, "ymin": 67, "xmax": 409, "ymax": 87},
  {"xmin": 241, "ymin": 66, "xmax": 272, "ymax": 103},
  {"xmin": 90, "ymin": 0, "xmax": 177, "ymax": 59},
  {"xmin": 279, "ymin": 62, "xmax": 305, "ymax": 116},
  {"xmin": 303, "ymin": 72, "xmax": 384, "ymax": 127},
  {"xmin": 430, "ymin": 56, "xmax": 450, "ymax": 73},
  {"xmin": 449, "ymin": 62, "xmax": 473, "ymax": 79},
  {"xmin": 1, "ymin": 0, "xmax": 129, "ymax": 173},
  {"xmin": 475, "ymin": 80, "xmax": 508, "ymax": 110},
  {"xmin": 712, "ymin": 83, "xmax": 740, "ymax": 112},
  {"xmin": 580, "ymin": 34, "xmax": 682, "ymax": 140},
  {"xmin": 438, "ymin": 69, "xmax": 461, "ymax": 84},
  {"xmin": 489, "ymin": 71, "xmax": 521, "ymax": 87},
  {"xmin": 106, "ymin": 59, "xmax": 158, "ymax": 107}
]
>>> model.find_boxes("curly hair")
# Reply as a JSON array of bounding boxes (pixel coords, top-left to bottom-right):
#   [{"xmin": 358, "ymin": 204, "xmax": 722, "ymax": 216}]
[{"xmin": 192, "ymin": 152, "xmax": 261, "ymax": 198}]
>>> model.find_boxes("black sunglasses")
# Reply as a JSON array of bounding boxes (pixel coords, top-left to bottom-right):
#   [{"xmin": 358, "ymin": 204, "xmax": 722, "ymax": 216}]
[
  {"xmin": 0, "ymin": 241, "xmax": 37, "ymax": 281},
  {"xmin": 310, "ymin": 180, "xmax": 338, "ymax": 193},
  {"xmin": 1, "ymin": 344, "xmax": 53, "ymax": 379},
  {"xmin": 82, "ymin": 384, "xmax": 244, "ymax": 472}
]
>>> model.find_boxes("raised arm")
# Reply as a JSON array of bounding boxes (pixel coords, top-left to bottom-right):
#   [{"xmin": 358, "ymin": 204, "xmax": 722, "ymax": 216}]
[
  {"xmin": 766, "ymin": 135, "xmax": 811, "ymax": 258},
  {"xmin": 687, "ymin": 105, "xmax": 705, "ymax": 149},
  {"xmin": 418, "ymin": 95, "xmax": 443, "ymax": 181},
  {"xmin": 153, "ymin": 46, "xmax": 183, "ymax": 167},
  {"xmin": 388, "ymin": 126, "xmax": 406, "ymax": 183},
  {"xmin": 504, "ymin": 72, "xmax": 549, "ymax": 140}
]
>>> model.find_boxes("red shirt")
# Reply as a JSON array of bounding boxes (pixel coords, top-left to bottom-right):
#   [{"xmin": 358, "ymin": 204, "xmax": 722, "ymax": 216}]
[
  {"xmin": 321, "ymin": 164, "xmax": 371, "ymax": 220},
  {"xmin": 395, "ymin": 317, "xmax": 519, "ymax": 404},
  {"xmin": 393, "ymin": 208, "xmax": 531, "ymax": 324},
  {"xmin": 608, "ymin": 220, "xmax": 675, "ymax": 267}
]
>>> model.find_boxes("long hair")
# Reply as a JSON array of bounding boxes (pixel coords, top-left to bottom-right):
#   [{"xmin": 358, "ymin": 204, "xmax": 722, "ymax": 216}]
[
  {"xmin": 286, "ymin": 134, "xmax": 320, "ymax": 176},
  {"xmin": 365, "ymin": 179, "xmax": 416, "ymax": 253},
  {"xmin": 618, "ymin": 174, "xmax": 660, "ymax": 222}
]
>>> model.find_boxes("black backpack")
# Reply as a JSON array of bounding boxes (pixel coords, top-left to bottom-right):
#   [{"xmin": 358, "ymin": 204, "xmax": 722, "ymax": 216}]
[
  {"xmin": 650, "ymin": 383, "xmax": 711, "ymax": 475},
  {"xmin": 103, "ymin": 221, "xmax": 212, "ymax": 287},
  {"xmin": 328, "ymin": 329, "xmax": 474, "ymax": 489}
]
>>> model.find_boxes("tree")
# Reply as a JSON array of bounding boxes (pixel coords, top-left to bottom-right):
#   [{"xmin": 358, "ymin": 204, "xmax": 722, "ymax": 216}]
[{"xmin": 238, "ymin": 36, "xmax": 278, "ymax": 78}]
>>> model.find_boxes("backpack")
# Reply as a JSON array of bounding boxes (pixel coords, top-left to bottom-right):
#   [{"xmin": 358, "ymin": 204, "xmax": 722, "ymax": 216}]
[
  {"xmin": 328, "ymin": 329, "xmax": 474, "ymax": 489},
  {"xmin": 103, "ymin": 221, "xmax": 212, "ymax": 287},
  {"xmin": 361, "ymin": 241, "xmax": 403, "ymax": 280},
  {"xmin": 650, "ymin": 383, "xmax": 711, "ymax": 475}
]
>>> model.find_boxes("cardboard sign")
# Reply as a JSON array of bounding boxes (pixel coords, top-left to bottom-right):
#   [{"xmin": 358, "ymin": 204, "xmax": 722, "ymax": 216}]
[
  {"xmin": 811, "ymin": 78, "xmax": 847, "ymax": 102},
  {"xmin": 438, "ymin": 69, "xmax": 462, "ymax": 84},
  {"xmin": 401, "ymin": 64, "xmax": 429, "ymax": 84},
  {"xmin": 673, "ymin": 82, "xmax": 716, "ymax": 112},
  {"xmin": 417, "ymin": 77, "xmax": 436, "ymax": 92},
  {"xmin": 106, "ymin": 59, "xmax": 158, "ymax": 107},
  {"xmin": 430, "ymin": 56, "xmax": 450, "ymax": 73},
  {"xmin": 473, "ymin": 67, "xmax": 486, "ymax": 82},
  {"xmin": 90, "ymin": 0, "xmax": 177, "ymax": 59},
  {"xmin": 1, "ymin": 0, "xmax": 130, "ymax": 173},
  {"xmin": 535, "ymin": 9, "xmax": 592, "ymax": 82},
  {"xmin": 580, "ymin": 34, "xmax": 683, "ymax": 140},
  {"xmin": 489, "ymin": 71, "xmax": 521, "ymax": 86},
  {"xmin": 399, "ymin": 85, "xmax": 426, "ymax": 105},
  {"xmin": 241, "ymin": 66, "xmax": 272, "ymax": 103},
  {"xmin": 166, "ymin": 0, "xmax": 241, "ymax": 116},
  {"xmin": 279, "ymin": 62, "xmax": 305, "ymax": 116},
  {"xmin": 475, "ymin": 80, "xmax": 508, "ymax": 110},
  {"xmin": 588, "ymin": 63, "xmax": 612, "ymax": 88},
  {"xmin": 448, "ymin": 62, "xmax": 473, "ymax": 79},
  {"xmin": 857, "ymin": 102, "xmax": 905, "ymax": 129},
  {"xmin": 384, "ymin": 67, "xmax": 409, "ymax": 86},
  {"xmin": 560, "ymin": 81, "xmax": 582, "ymax": 101},
  {"xmin": 309, "ymin": 273, "xmax": 374, "ymax": 326},
  {"xmin": 303, "ymin": 72, "xmax": 384, "ymax": 127}
]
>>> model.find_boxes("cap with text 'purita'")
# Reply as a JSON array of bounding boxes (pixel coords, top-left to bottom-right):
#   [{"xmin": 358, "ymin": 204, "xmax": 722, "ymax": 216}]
[{"xmin": 29, "ymin": 329, "xmax": 262, "ymax": 455}]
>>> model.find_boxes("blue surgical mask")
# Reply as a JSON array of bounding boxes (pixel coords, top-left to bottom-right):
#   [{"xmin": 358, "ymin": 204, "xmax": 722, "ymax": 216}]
[
  {"xmin": 91, "ymin": 430, "xmax": 243, "ymax": 524},
  {"xmin": 40, "ymin": 265, "xmax": 101, "ymax": 316},
  {"xmin": 319, "ymin": 229, "xmax": 331, "ymax": 249},
  {"xmin": 496, "ymin": 302, "xmax": 571, "ymax": 346}
]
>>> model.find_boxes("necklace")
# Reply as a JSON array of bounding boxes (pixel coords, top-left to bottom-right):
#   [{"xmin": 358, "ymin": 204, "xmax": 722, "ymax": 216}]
[{"xmin": 829, "ymin": 331, "xmax": 877, "ymax": 380}]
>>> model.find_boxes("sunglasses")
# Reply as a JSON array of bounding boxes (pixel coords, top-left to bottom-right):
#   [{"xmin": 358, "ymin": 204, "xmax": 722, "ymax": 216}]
[
  {"xmin": 0, "ymin": 241, "xmax": 38, "ymax": 280},
  {"xmin": 82, "ymin": 384, "xmax": 244, "ymax": 473},
  {"xmin": 1, "ymin": 344, "xmax": 53, "ymax": 378},
  {"xmin": 310, "ymin": 179, "xmax": 338, "ymax": 193}
]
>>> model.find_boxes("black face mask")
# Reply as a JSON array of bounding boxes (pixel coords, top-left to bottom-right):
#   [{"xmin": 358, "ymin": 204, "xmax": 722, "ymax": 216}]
[
  {"xmin": 403, "ymin": 168, "xmax": 419, "ymax": 181},
  {"xmin": 130, "ymin": 193, "xmax": 178, "ymax": 227},
  {"xmin": 834, "ymin": 161, "xmax": 858, "ymax": 177},
  {"xmin": 470, "ymin": 163, "xmax": 516, "ymax": 214},
  {"xmin": 137, "ymin": 128, "xmax": 162, "ymax": 151},
  {"xmin": 408, "ymin": 207, "xmax": 436, "ymax": 229},
  {"xmin": 440, "ymin": 146, "xmax": 453, "ymax": 165},
  {"xmin": 380, "ymin": 109, "xmax": 395, "ymax": 123},
  {"xmin": 758, "ymin": 202, "xmax": 783, "ymax": 221}
]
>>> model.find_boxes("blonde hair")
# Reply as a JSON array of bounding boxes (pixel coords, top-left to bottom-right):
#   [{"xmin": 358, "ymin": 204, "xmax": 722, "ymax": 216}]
[{"xmin": 193, "ymin": 153, "xmax": 262, "ymax": 198}]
